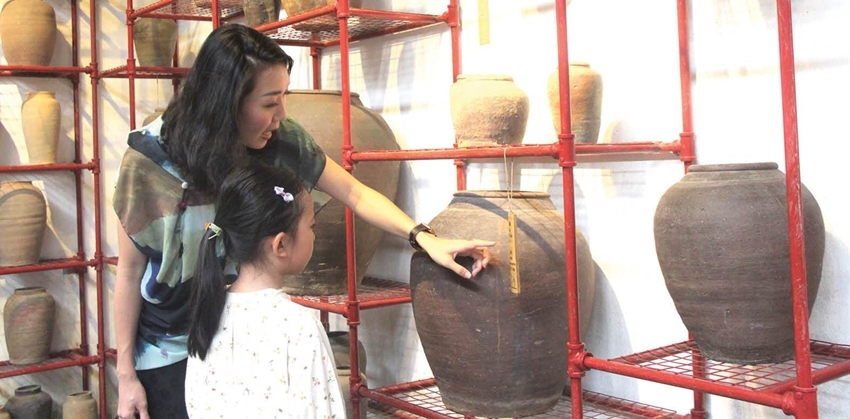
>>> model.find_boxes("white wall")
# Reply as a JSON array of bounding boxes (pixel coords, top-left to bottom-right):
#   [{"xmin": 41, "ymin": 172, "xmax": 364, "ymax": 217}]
[{"xmin": 1, "ymin": 0, "xmax": 848, "ymax": 417}]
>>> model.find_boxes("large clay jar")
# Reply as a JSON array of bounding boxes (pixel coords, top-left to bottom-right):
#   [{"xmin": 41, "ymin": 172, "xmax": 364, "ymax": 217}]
[
  {"xmin": 62, "ymin": 391, "xmax": 97, "ymax": 419},
  {"xmin": 243, "ymin": 0, "xmax": 280, "ymax": 27},
  {"xmin": 0, "ymin": 181, "xmax": 47, "ymax": 267},
  {"xmin": 21, "ymin": 91, "xmax": 61, "ymax": 164},
  {"xmin": 654, "ymin": 162, "xmax": 825, "ymax": 364},
  {"xmin": 410, "ymin": 191, "xmax": 595, "ymax": 417},
  {"xmin": 132, "ymin": 18, "xmax": 177, "ymax": 67},
  {"xmin": 327, "ymin": 331, "xmax": 367, "ymax": 419},
  {"xmin": 5, "ymin": 385, "xmax": 53, "ymax": 419},
  {"xmin": 0, "ymin": 0, "xmax": 56, "ymax": 66},
  {"xmin": 4, "ymin": 287, "xmax": 56, "ymax": 364},
  {"xmin": 450, "ymin": 74, "xmax": 530, "ymax": 147},
  {"xmin": 546, "ymin": 63, "xmax": 603, "ymax": 144},
  {"xmin": 283, "ymin": 90, "xmax": 400, "ymax": 295},
  {"xmin": 141, "ymin": 107, "xmax": 166, "ymax": 127}
]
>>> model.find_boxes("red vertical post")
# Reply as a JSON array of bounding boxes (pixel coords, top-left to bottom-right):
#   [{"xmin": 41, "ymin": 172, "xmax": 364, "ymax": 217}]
[
  {"xmin": 677, "ymin": 0, "xmax": 696, "ymax": 169},
  {"xmin": 553, "ymin": 1, "xmax": 584, "ymax": 417},
  {"xmin": 448, "ymin": 0, "xmax": 465, "ymax": 190},
  {"xmin": 775, "ymin": 0, "xmax": 817, "ymax": 417},
  {"xmin": 310, "ymin": 47, "xmax": 322, "ymax": 90},
  {"xmin": 676, "ymin": 1, "xmax": 705, "ymax": 417},
  {"xmin": 337, "ymin": 2, "xmax": 363, "ymax": 418},
  {"xmin": 126, "ymin": 0, "xmax": 137, "ymax": 129},
  {"xmin": 89, "ymin": 0, "xmax": 106, "ymax": 415}
]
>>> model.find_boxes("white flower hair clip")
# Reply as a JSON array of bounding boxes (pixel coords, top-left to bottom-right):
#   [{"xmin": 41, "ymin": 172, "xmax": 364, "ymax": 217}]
[{"xmin": 274, "ymin": 186, "xmax": 294, "ymax": 203}]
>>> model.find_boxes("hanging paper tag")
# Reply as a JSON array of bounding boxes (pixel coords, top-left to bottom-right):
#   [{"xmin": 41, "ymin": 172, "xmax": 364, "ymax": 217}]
[{"xmin": 508, "ymin": 212, "xmax": 520, "ymax": 295}]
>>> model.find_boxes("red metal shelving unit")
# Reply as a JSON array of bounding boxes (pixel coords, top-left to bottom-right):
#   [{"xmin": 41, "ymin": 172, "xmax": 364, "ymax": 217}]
[
  {"xmin": 0, "ymin": 0, "xmax": 107, "ymax": 416},
  {"xmin": 272, "ymin": 1, "xmax": 681, "ymax": 418},
  {"xmin": 98, "ymin": 0, "xmax": 849, "ymax": 417}
]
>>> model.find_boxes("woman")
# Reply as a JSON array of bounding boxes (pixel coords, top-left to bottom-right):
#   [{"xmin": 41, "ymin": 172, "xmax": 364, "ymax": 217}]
[{"xmin": 113, "ymin": 24, "xmax": 493, "ymax": 419}]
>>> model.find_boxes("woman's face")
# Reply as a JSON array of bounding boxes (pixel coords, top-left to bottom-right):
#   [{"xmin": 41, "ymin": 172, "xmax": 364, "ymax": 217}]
[{"xmin": 239, "ymin": 65, "xmax": 291, "ymax": 150}]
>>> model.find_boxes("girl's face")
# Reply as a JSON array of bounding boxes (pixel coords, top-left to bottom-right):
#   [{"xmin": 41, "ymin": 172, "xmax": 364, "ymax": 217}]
[
  {"xmin": 239, "ymin": 65, "xmax": 290, "ymax": 150},
  {"xmin": 284, "ymin": 192, "xmax": 316, "ymax": 274}
]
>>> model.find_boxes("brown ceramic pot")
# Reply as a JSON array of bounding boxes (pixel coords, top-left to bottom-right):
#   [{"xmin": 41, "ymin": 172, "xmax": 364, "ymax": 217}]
[
  {"xmin": 0, "ymin": 181, "xmax": 47, "ymax": 267},
  {"xmin": 243, "ymin": 0, "xmax": 280, "ymax": 27},
  {"xmin": 62, "ymin": 391, "xmax": 97, "ymax": 419},
  {"xmin": 5, "ymin": 385, "xmax": 53, "ymax": 419},
  {"xmin": 283, "ymin": 90, "xmax": 400, "ymax": 295},
  {"xmin": 0, "ymin": 0, "xmax": 56, "ymax": 66},
  {"xmin": 654, "ymin": 162, "xmax": 825, "ymax": 364},
  {"xmin": 410, "ymin": 191, "xmax": 594, "ymax": 417},
  {"xmin": 546, "ymin": 63, "xmax": 603, "ymax": 144},
  {"xmin": 21, "ymin": 91, "xmax": 61, "ymax": 164},
  {"xmin": 4, "ymin": 287, "xmax": 56, "ymax": 364},
  {"xmin": 141, "ymin": 107, "xmax": 166, "ymax": 127},
  {"xmin": 133, "ymin": 18, "xmax": 177, "ymax": 67},
  {"xmin": 450, "ymin": 74, "xmax": 530, "ymax": 147}
]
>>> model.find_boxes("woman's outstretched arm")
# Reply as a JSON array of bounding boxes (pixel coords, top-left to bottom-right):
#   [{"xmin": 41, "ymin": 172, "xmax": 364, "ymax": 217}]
[{"xmin": 316, "ymin": 158, "xmax": 495, "ymax": 278}]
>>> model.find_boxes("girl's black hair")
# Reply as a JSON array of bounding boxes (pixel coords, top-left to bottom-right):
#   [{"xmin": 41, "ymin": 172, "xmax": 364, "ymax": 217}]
[
  {"xmin": 161, "ymin": 24, "xmax": 294, "ymax": 197},
  {"xmin": 187, "ymin": 164, "xmax": 306, "ymax": 360}
]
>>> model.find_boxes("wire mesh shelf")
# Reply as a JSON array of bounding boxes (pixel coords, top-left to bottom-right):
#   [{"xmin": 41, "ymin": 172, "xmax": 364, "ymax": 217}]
[
  {"xmin": 366, "ymin": 380, "xmax": 676, "ymax": 418},
  {"xmin": 608, "ymin": 340, "xmax": 850, "ymax": 392},
  {"xmin": 291, "ymin": 277, "xmax": 411, "ymax": 313},
  {"xmin": 261, "ymin": 8, "xmax": 444, "ymax": 47}
]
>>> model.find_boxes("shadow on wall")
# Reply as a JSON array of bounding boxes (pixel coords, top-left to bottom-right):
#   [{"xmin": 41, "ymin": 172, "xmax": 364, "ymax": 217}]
[
  {"xmin": 810, "ymin": 231, "xmax": 850, "ymax": 342},
  {"xmin": 357, "ymin": 25, "xmax": 447, "ymax": 116},
  {"xmin": 0, "ymin": 122, "xmax": 22, "ymax": 166},
  {"xmin": 580, "ymin": 262, "xmax": 639, "ymax": 400}
]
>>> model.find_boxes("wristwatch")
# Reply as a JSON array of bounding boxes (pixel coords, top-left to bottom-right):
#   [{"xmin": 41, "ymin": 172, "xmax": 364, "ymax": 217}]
[{"xmin": 409, "ymin": 223, "xmax": 436, "ymax": 251}]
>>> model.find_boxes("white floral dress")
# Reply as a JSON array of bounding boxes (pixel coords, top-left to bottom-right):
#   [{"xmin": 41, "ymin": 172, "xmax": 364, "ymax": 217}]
[{"xmin": 185, "ymin": 289, "xmax": 345, "ymax": 418}]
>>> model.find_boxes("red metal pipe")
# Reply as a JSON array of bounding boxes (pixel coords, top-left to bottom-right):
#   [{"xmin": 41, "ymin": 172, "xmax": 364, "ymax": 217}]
[
  {"xmin": 776, "ymin": 1, "xmax": 818, "ymax": 415},
  {"xmin": 677, "ymin": 0, "xmax": 696, "ymax": 167},
  {"xmin": 584, "ymin": 356, "xmax": 788, "ymax": 410},
  {"xmin": 127, "ymin": 0, "xmax": 174, "ymax": 19},
  {"xmin": 676, "ymin": 1, "xmax": 704, "ymax": 416},
  {"xmin": 0, "ymin": 162, "xmax": 96, "ymax": 173},
  {"xmin": 359, "ymin": 380, "xmax": 456, "ymax": 419},
  {"xmin": 127, "ymin": 0, "xmax": 137, "ymax": 129},
  {"xmin": 0, "ymin": 352, "xmax": 100, "ymax": 379},
  {"xmin": 764, "ymin": 358, "xmax": 850, "ymax": 394},
  {"xmin": 551, "ymin": 1, "xmax": 584, "ymax": 417},
  {"xmin": 211, "ymin": 0, "xmax": 220, "ymax": 27},
  {"xmin": 353, "ymin": 144, "xmax": 558, "ymax": 162},
  {"xmin": 336, "ymin": 3, "xmax": 364, "ymax": 417},
  {"xmin": 0, "ymin": 258, "xmax": 93, "ymax": 275},
  {"xmin": 448, "ymin": 0, "xmax": 464, "ymax": 190},
  {"xmin": 310, "ymin": 47, "xmax": 322, "ymax": 89}
]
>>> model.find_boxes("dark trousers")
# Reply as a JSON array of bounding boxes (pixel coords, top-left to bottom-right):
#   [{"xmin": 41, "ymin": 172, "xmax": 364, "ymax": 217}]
[{"xmin": 136, "ymin": 358, "xmax": 190, "ymax": 419}]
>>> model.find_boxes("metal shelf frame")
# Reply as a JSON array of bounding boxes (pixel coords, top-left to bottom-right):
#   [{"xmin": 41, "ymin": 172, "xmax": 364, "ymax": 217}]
[
  {"xmin": 97, "ymin": 0, "xmax": 848, "ymax": 417},
  {"xmin": 0, "ymin": 0, "xmax": 107, "ymax": 416}
]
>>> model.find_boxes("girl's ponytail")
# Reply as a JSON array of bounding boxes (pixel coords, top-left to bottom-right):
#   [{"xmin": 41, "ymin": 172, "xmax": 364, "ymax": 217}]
[{"xmin": 187, "ymin": 226, "xmax": 228, "ymax": 360}]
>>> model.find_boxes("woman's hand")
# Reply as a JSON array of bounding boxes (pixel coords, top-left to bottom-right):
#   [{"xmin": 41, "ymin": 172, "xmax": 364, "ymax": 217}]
[
  {"xmin": 117, "ymin": 375, "xmax": 149, "ymax": 419},
  {"xmin": 416, "ymin": 233, "xmax": 495, "ymax": 279}
]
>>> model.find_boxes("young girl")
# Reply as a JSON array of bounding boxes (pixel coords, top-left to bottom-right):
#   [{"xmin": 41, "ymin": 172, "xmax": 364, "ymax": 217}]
[{"xmin": 184, "ymin": 164, "xmax": 345, "ymax": 418}]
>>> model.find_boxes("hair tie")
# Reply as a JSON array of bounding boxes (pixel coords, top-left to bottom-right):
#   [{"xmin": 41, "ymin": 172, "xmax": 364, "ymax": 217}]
[
  {"xmin": 205, "ymin": 222, "xmax": 223, "ymax": 239},
  {"xmin": 274, "ymin": 186, "xmax": 294, "ymax": 203}
]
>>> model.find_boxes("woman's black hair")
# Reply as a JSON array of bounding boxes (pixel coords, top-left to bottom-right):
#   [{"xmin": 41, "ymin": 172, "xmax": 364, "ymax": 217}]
[
  {"xmin": 187, "ymin": 164, "xmax": 306, "ymax": 360},
  {"xmin": 161, "ymin": 24, "xmax": 294, "ymax": 197}
]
